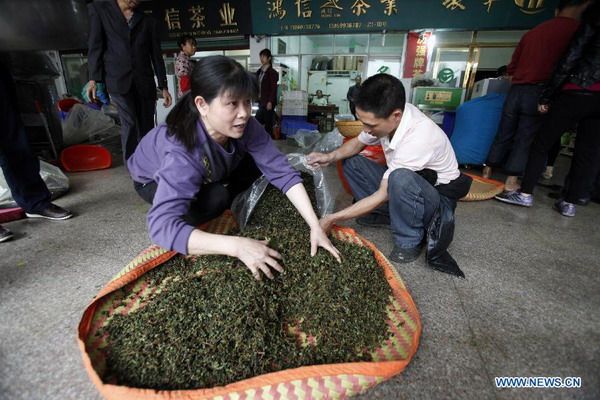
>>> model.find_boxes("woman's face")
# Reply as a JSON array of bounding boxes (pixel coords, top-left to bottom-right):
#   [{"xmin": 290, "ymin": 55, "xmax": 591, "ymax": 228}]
[
  {"xmin": 182, "ymin": 40, "xmax": 197, "ymax": 57},
  {"xmin": 195, "ymin": 90, "xmax": 251, "ymax": 144}
]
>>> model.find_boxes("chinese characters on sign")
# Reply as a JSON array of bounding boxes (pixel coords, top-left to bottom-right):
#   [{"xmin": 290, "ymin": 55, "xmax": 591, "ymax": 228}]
[
  {"xmin": 442, "ymin": 0, "xmax": 466, "ymax": 10},
  {"xmin": 253, "ymin": 0, "xmax": 553, "ymax": 35},
  {"xmin": 484, "ymin": 0, "xmax": 499, "ymax": 13},
  {"xmin": 381, "ymin": 0, "xmax": 398, "ymax": 16},
  {"xmin": 296, "ymin": 0, "xmax": 313, "ymax": 17},
  {"xmin": 165, "ymin": 8, "xmax": 181, "ymax": 30},
  {"xmin": 351, "ymin": 0, "xmax": 371, "ymax": 17},
  {"xmin": 269, "ymin": 0, "xmax": 395, "ymax": 32},
  {"xmin": 403, "ymin": 31, "xmax": 432, "ymax": 78},
  {"xmin": 514, "ymin": 0, "xmax": 546, "ymax": 14},
  {"xmin": 189, "ymin": 6, "xmax": 206, "ymax": 28},
  {"xmin": 140, "ymin": 0, "xmax": 252, "ymax": 40},
  {"xmin": 268, "ymin": 0, "xmax": 287, "ymax": 19}
]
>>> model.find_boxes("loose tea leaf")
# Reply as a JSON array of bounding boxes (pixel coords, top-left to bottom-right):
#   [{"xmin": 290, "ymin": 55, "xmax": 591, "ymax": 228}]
[{"xmin": 100, "ymin": 173, "xmax": 393, "ymax": 390}]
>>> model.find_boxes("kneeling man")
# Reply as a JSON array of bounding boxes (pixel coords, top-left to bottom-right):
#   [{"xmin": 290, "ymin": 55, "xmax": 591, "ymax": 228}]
[{"xmin": 308, "ymin": 74, "xmax": 471, "ymax": 275}]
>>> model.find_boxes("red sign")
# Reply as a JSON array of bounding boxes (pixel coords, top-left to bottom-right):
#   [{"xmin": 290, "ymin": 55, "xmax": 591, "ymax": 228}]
[{"xmin": 403, "ymin": 31, "xmax": 432, "ymax": 78}]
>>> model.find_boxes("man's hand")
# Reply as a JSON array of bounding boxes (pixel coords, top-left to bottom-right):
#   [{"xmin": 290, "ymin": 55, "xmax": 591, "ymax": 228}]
[
  {"xmin": 306, "ymin": 152, "xmax": 335, "ymax": 169},
  {"xmin": 266, "ymin": 101, "xmax": 273, "ymax": 111},
  {"xmin": 162, "ymin": 89, "xmax": 173, "ymax": 108},
  {"xmin": 319, "ymin": 214, "xmax": 337, "ymax": 235},
  {"xmin": 86, "ymin": 80, "xmax": 97, "ymax": 101},
  {"xmin": 537, "ymin": 103, "xmax": 549, "ymax": 114}
]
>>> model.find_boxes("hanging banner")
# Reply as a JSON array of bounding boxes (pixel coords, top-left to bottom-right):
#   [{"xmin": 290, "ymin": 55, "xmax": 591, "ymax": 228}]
[
  {"xmin": 138, "ymin": 0, "xmax": 252, "ymax": 41},
  {"xmin": 403, "ymin": 31, "xmax": 432, "ymax": 78},
  {"xmin": 251, "ymin": 0, "xmax": 556, "ymax": 35}
]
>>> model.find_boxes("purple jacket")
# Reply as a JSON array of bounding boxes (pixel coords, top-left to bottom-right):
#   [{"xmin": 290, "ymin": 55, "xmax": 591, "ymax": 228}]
[{"xmin": 127, "ymin": 117, "xmax": 301, "ymax": 254}]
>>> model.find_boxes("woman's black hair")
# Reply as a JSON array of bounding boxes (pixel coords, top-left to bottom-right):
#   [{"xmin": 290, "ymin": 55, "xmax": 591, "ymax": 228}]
[
  {"xmin": 166, "ymin": 56, "xmax": 258, "ymax": 152},
  {"xmin": 177, "ymin": 35, "xmax": 196, "ymax": 50}
]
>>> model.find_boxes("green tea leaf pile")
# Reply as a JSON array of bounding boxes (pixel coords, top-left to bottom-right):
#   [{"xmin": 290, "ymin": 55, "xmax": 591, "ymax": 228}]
[{"xmin": 100, "ymin": 173, "xmax": 393, "ymax": 390}]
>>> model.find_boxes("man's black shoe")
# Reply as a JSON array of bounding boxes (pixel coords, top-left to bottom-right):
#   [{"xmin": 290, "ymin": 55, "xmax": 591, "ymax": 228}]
[
  {"xmin": 0, "ymin": 225, "xmax": 14, "ymax": 243},
  {"xmin": 356, "ymin": 213, "xmax": 391, "ymax": 229},
  {"xmin": 26, "ymin": 203, "xmax": 73, "ymax": 220},
  {"xmin": 389, "ymin": 243, "xmax": 423, "ymax": 263}
]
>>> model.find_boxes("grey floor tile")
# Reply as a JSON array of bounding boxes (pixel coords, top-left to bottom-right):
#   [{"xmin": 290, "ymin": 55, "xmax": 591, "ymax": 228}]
[{"xmin": 0, "ymin": 148, "xmax": 598, "ymax": 399}]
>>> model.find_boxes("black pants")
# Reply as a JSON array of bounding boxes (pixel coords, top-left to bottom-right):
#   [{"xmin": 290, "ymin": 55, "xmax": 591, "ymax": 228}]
[
  {"xmin": 0, "ymin": 62, "xmax": 51, "ymax": 213},
  {"xmin": 134, "ymin": 154, "xmax": 261, "ymax": 227},
  {"xmin": 255, "ymin": 106, "xmax": 274, "ymax": 137},
  {"xmin": 110, "ymin": 83, "xmax": 156, "ymax": 162},
  {"xmin": 486, "ymin": 84, "xmax": 547, "ymax": 175},
  {"xmin": 521, "ymin": 90, "xmax": 600, "ymax": 203}
]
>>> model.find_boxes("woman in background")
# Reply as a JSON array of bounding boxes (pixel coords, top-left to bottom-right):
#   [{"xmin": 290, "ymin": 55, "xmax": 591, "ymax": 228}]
[{"xmin": 175, "ymin": 35, "xmax": 196, "ymax": 98}]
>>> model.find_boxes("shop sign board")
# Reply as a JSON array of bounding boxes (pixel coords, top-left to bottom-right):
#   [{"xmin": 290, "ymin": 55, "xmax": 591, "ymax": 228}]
[
  {"xmin": 252, "ymin": 0, "xmax": 555, "ymax": 35},
  {"xmin": 403, "ymin": 31, "xmax": 432, "ymax": 79},
  {"xmin": 138, "ymin": 0, "xmax": 252, "ymax": 40}
]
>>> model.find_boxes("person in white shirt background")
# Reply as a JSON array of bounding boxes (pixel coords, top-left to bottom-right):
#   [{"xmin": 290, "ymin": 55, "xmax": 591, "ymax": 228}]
[
  {"xmin": 307, "ymin": 73, "xmax": 470, "ymax": 265},
  {"xmin": 311, "ymin": 89, "xmax": 328, "ymax": 106}
]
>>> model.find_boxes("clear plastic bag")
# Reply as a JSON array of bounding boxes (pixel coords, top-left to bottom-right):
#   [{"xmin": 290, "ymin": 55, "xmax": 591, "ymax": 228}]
[
  {"xmin": 231, "ymin": 153, "xmax": 333, "ymax": 231},
  {"xmin": 288, "ymin": 129, "xmax": 321, "ymax": 149},
  {"xmin": 0, "ymin": 160, "xmax": 70, "ymax": 208},
  {"xmin": 62, "ymin": 104, "xmax": 117, "ymax": 146},
  {"xmin": 313, "ymin": 128, "xmax": 343, "ymax": 153}
]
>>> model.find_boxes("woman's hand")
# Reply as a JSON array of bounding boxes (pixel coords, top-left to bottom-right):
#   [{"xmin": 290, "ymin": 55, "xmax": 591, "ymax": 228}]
[
  {"xmin": 538, "ymin": 103, "xmax": 549, "ymax": 114},
  {"xmin": 234, "ymin": 237, "xmax": 283, "ymax": 281},
  {"xmin": 310, "ymin": 225, "xmax": 341, "ymax": 262}
]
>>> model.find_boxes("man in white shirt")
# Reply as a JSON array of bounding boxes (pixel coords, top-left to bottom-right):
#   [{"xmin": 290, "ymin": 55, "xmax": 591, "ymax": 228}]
[{"xmin": 308, "ymin": 74, "xmax": 470, "ymax": 265}]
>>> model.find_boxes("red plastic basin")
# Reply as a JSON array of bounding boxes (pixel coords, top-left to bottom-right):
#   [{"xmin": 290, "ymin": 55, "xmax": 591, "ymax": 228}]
[{"xmin": 60, "ymin": 145, "xmax": 112, "ymax": 172}]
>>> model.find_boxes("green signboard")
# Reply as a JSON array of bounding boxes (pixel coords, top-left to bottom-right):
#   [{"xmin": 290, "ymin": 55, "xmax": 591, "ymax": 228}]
[
  {"xmin": 251, "ymin": 0, "xmax": 557, "ymax": 35},
  {"xmin": 413, "ymin": 87, "xmax": 464, "ymax": 110}
]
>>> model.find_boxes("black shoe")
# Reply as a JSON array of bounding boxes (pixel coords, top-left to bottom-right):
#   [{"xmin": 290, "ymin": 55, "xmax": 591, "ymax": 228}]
[
  {"xmin": 389, "ymin": 243, "xmax": 423, "ymax": 263},
  {"xmin": 0, "ymin": 225, "xmax": 14, "ymax": 243},
  {"xmin": 356, "ymin": 213, "xmax": 391, "ymax": 229},
  {"xmin": 26, "ymin": 203, "xmax": 73, "ymax": 220}
]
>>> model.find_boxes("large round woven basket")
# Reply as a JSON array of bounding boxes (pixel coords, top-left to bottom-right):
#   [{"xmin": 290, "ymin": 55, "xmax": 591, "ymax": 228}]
[
  {"xmin": 460, "ymin": 174, "xmax": 505, "ymax": 201},
  {"xmin": 336, "ymin": 121, "xmax": 363, "ymax": 138}
]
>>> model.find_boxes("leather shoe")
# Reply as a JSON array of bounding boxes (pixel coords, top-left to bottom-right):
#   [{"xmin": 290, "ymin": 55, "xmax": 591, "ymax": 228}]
[
  {"xmin": 0, "ymin": 225, "xmax": 14, "ymax": 243},
  {"xmin": 26, "ymin": 203, "xmax": 73, "ymax": 220},
  {"xmin": 389, "ymin": 243, "xmax": 423, "ymax": 263},
  {"xmin": 356, "ymin": 213, "xmax": 391, "ymax": 229}
]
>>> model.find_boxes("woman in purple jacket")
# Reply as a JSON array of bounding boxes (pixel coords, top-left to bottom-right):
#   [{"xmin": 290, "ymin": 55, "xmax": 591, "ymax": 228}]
[{"xmin": 128, "ymin": 56, "xmax": 339, "ymax": 280}]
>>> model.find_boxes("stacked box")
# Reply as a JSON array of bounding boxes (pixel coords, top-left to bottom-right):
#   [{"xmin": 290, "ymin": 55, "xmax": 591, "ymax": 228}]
[
  {"xmin": 282, "ymin": 90, "xmax": 308, "ymax": 101},
  {"xmin": 281, "ymin": 90, "xmax": 309, "ymax": 117}
]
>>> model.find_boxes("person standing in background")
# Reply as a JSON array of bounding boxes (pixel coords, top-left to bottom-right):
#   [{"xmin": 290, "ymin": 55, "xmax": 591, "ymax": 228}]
[
  {"xmin": 0, "ymin": 61, "xmax": 73, "ymax": 243},
  {"xmin": 255, "ymin": 49, "xmax": 278, "ymax": 138},
  {"xmin": 86, "ymin": 0, "xmax": 173, "ymax": 163},
  {"xmin": 484, "ymin": 0, "xmax": 590, "ymax": 194},
  {"xmin": 346, "ymin": 76, "xmax": 362, "ymax": 118},
  {"xmin": 175, "ymin": 35, "xmax": 196, "ymax": 99},
  {"xmin": 496, "ymin": 3, "xmax": 600, "ymax": 217}
]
